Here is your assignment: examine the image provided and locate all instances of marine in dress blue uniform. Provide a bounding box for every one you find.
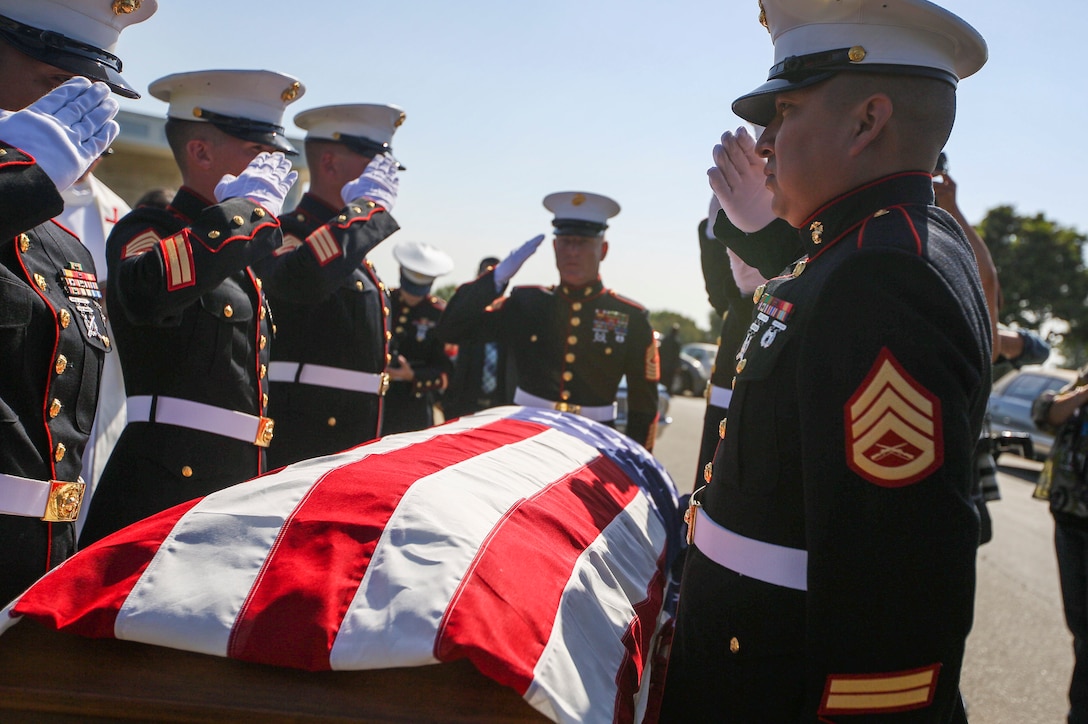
[0,0,155,603]
[261,104,403,467]
[438,192,659,450]
[661,1,992,720]
[80,70,308,544]
[381,240,455,435]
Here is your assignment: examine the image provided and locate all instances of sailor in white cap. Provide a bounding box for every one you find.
[381,240,455,435]
[258,104,403,467]
[663,1,992,720]
[0,0,156,604]
[80,69,306,545]
[437,191,660,450]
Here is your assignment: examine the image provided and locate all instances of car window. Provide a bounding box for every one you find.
[1003,374,1067,401]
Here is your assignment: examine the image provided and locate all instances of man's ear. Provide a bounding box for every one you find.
[848,93,893,157]
[599,239,609,261]
[186,138,214,170]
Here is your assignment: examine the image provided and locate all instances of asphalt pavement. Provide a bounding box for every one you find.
[653,395,1074,722]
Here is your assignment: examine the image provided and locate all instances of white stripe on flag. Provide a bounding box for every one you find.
[329,426,601,670]
[524,493,664,724]
[113,413,503,655]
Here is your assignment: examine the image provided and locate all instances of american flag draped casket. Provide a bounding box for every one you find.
[1,406,683,723]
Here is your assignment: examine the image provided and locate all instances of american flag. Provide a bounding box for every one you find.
[2,406,682,724]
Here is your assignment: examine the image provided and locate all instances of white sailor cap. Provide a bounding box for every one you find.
[543,191,621,238]
[733,0,988,125]
[394,240,453,280]
[0,0,157,98]
[149,69,305,155]
[294,103,406,169]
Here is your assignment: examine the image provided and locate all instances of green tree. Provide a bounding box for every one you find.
[649,310,711,344]
[980,206,1088,366]
[432,283,457,303]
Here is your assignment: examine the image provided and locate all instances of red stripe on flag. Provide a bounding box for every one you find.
[12,499,203,638]
[433,454,643,693]
[226,418,550,670]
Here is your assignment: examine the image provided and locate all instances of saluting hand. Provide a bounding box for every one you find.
[0,77,119,192]
[341,154,399,210]
[493,233,546,292]
[214,152,297,218]
[708,126,777,234]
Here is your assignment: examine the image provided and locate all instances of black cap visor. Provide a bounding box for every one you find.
[195,107,297,156]
[327,133,405,171]
[0,13,139,98]
[732,73,836,126]
[553,219,608,238]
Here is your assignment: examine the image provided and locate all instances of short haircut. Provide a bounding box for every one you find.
[831,72,956,161]
[163,118,210,172]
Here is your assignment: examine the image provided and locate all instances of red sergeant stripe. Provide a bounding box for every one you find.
[12,499,203,637]
[226,417,550,669]
[433,454,642,693]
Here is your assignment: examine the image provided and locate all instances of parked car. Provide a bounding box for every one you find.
[616,378,672,439]
[681,343,718,374]
[671,353,709,396]
[988,366,1078,460]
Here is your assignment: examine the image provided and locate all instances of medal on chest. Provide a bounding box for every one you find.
[738,291,795,361]
[592,309,629,344]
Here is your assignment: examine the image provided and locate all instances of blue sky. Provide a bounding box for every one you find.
[110,0,1088,325]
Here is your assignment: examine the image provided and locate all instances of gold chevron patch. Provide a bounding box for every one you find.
[820,664,939,715]
[306,226,341,266]
[121,229,160,259]
[161,232,195,291]
[273,233,305,257]
[845,348,942,487]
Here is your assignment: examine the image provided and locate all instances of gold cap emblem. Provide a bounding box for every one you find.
[281,82,301,103]
[810,220,824,244]
[571,193,586,206]
[758,1,768,30]
[113,0,140,14]
[395,112,406,128]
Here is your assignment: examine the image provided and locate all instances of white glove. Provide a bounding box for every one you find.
[493,234,546,292]
[707,126,776,233]
[0,77,119,192]
[706,195,723,239]
[214,152,297,218]
[341,154,399,210]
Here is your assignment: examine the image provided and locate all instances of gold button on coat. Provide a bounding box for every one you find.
[703,462,713,483]
[570,317,581,327]
[18,234,29,252]
[327,417,337,427]
[560,390,571,401]
[730,637,740,654]
[719,418,727,439]
[49,399,62,418]
[223,304,233,318]
[565,353,575,363]
[231,215,245,226]
[259,335,267,350]
[260,364,267,379]
[59,309,71,328]
[356,281,364,291]
[55,355,68,374]
[736,358,747,373]
[54,443,66,462]
[567,335,578,345]
[208,230,221,239]
[571,302,582,311]
[562,371,573,381]
[182,466,193,478]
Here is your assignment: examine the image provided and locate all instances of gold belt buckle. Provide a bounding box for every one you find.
[555,401,581,414]
[378,372,390,397]
[684,485,705,546]
[42,480,85,522]
[254,416,275,447]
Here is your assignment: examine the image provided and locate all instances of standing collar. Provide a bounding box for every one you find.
[557,278,605,300]
[797,172,935,258]
[293,192,342,223]
[168,186,218,223]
